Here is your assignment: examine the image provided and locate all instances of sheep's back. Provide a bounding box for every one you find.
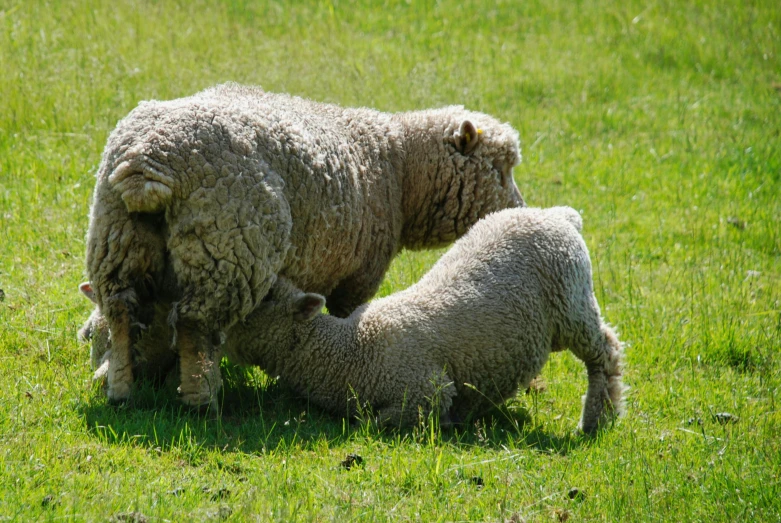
[101,85,406,298]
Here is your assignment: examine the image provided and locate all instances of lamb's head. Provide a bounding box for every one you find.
[397,106,524,249]
[78,282,176,381]
[78,282,112,378]
[229,278,326,362]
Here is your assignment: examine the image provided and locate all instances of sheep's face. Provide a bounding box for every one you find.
[400,107,524,249]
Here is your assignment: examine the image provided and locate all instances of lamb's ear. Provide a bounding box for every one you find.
[79,282,97,303]
[293,293,326,322]
[455,120,480,155]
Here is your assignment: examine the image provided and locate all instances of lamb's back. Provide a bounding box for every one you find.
[359,207,589,407]
[406,207,588,306]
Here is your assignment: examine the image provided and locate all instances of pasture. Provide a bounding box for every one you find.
[1,0,779,520]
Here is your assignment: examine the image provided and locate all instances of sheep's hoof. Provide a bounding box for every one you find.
[179,392,219,417]
[188,400,220,419]
[178,391,210,407]
[579,422,599,437]
[441,410,465,430]
[107,396,129,406]
[106,382,132,405]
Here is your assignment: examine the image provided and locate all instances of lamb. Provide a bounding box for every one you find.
[78,283,176,383]
[85,83,524,409]
[220,206,625,434]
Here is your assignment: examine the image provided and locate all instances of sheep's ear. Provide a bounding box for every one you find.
[455,120,480,155]
[79,282,97,303]
[293,293,326,322]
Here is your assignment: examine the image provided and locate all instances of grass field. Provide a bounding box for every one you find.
[1,0,780,520]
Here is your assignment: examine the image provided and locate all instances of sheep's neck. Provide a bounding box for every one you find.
[395,116,457,250]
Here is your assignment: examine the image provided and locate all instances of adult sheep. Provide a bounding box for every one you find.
[220,206,625,433]
[85,83,524,409]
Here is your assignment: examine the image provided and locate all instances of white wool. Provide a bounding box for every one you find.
[83,83,524,406]
[224,207,625,433]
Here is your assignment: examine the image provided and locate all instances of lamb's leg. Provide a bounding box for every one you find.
[376,373,456,429]
[376,401,454,429]
[176,321,222,412]
[571,324,624,435]
[104,289,139,403]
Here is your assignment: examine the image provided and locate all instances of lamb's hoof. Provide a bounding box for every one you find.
[580,411,616,436]
[106,383,131,405]
[579,422,598,437]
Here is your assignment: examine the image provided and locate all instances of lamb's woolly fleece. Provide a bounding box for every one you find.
[84,83,524,405]
[224,207,625,433]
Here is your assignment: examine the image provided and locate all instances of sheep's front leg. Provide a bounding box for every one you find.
[177,321,222,413]
[104,290,139,404]
[376,402,454,429]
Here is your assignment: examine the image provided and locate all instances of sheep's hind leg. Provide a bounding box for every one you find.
[572,324,625,435]
[176,321,223,414]
[104,290,139,404]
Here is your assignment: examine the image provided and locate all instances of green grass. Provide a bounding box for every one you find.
[1,0,780,520]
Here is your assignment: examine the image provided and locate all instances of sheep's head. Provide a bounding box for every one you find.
[398,106,524,250]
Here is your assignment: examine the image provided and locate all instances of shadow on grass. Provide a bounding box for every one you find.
[79,364,353,457]
[437,403,590,456]
[79,363,590,458]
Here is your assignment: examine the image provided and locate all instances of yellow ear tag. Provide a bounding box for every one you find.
[477,128,483,135]
[464,132,471,141]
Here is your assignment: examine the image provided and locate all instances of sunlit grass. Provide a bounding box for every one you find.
[1,0,779,520]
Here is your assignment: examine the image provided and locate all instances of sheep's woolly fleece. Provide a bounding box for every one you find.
[84,83,524,405]
[224,207,625,433]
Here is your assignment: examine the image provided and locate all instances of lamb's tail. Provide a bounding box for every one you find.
[108,145,176,213]
[548,206,583,233]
